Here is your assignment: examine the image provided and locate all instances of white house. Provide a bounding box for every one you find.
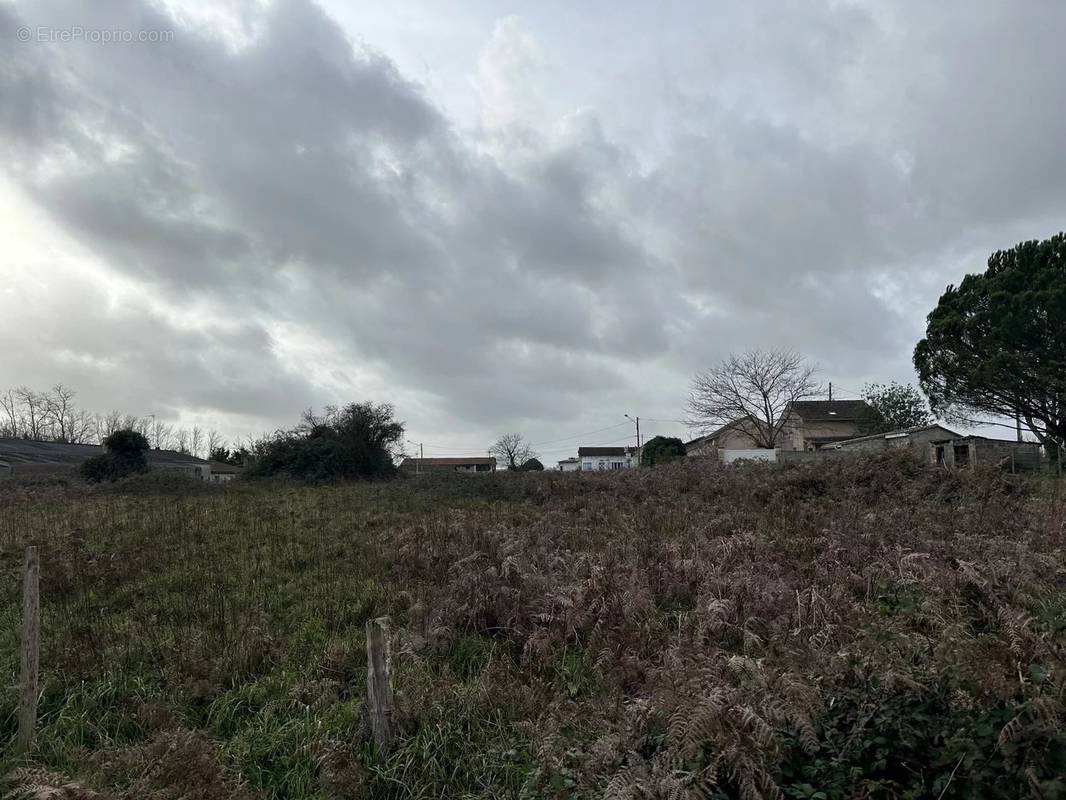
[557,457,580,472]
[577,446,639,471]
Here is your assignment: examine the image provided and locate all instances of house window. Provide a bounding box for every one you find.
[953,444,970,467]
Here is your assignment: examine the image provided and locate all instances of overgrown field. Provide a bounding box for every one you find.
[1,455,1065,799]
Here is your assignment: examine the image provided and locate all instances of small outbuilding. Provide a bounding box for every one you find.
[399,456,496,474]
[822,424,961,453]
[207,461,243,482]
[930,435,1044,472]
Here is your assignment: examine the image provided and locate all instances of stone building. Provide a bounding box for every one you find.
[821,424,960,453]
[686,399,874,457]
[930,435,1045,472]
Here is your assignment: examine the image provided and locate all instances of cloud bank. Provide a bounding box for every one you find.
[2,0,1065,454]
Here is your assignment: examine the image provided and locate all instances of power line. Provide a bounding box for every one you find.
[407,420,634,456]
[403,426,682,461]
[535,433,639,455]
[419,443,488,452]
[536,425,684,456]
[829,384,863,397]
[530,421,630,446]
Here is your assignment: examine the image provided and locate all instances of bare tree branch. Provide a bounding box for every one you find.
[489,433,536,470]
[686,349,822,449]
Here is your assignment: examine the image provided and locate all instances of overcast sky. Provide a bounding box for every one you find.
[2,0,1065,459]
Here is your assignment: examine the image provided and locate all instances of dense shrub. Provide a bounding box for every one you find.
[246,402,403,482]
[520,457,544,471]
[79,429,150,483]
[640,435,687,465]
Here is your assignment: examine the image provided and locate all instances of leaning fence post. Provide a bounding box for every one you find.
[365,616,394,753]
[17,545,40,755]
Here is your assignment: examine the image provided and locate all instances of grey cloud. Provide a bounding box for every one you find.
[0,266,323,426]
[2,0,1065,440]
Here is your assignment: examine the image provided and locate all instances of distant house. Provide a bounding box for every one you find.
[821,424,961,453]
[0,437,218,480]
[930,435,1045,472]
[556,457,580,472]
[577,446,639,471]
[207,461,244,483]
[686,400,874,456]
[399,456,496,474]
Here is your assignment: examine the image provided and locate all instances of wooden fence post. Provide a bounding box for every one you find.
[18,545,40,755]
[365,616,394,753]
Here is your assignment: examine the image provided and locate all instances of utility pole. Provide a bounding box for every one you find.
[828,382,833,402]
[406,440,424,475]
[1016,414,1023,443]
[624,414,641,461]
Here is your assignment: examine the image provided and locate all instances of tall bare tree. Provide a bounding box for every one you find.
[174,428,190,454]
[149,418,174,450]
[96,410,124,441]
[15,387,46,440]
[66,409,94,444]
[44,384,78,442]
[0,389,18,437]
[489,433,536,470]
[687,349,821,449]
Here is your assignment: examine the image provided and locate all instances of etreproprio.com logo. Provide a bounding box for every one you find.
[17,25,175,44]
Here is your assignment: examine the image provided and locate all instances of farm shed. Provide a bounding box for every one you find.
[822,424,961,453]
[399,456,496,474]
[930,435,1044,472]
[0,437,216,479]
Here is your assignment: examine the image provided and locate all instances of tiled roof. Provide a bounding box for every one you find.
[578,447,636,457]
[208,460,244,473]
[0,437,210,467]
[400,457,496,466]
[827,424,961,447]
[788,400,871,422]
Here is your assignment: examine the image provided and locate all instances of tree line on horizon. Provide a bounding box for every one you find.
[8,232,1064,481]
[0,384,245,463]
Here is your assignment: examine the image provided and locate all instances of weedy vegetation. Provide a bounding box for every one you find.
[1,453,1065,799]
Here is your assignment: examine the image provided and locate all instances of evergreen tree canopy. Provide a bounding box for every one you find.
[914,233,1066,450]
[858,382,932,435]
[640,435,687,466]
